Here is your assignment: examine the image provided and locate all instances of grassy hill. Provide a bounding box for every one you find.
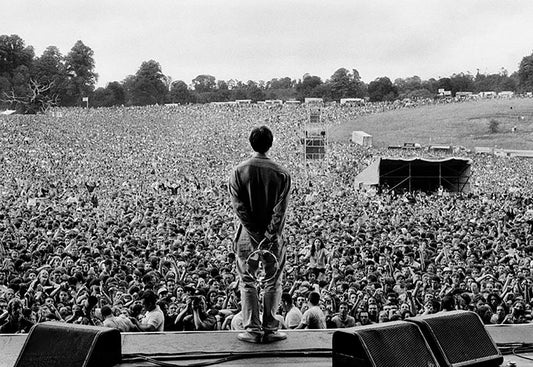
[328,99,533,150]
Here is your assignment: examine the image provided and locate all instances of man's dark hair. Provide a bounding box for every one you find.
[141,290,157,305]
[441,295,456,311]
[87,295,98,308]
[308,291,320,306]
[249,126,273,154]
[101,305,113,318]
[281,292,293,305]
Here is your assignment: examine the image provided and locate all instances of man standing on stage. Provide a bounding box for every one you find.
[229,125,291,343]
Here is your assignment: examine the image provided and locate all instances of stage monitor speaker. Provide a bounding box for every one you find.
[15,321,121,367]
[406,311,503,367]
[332,321,439,367]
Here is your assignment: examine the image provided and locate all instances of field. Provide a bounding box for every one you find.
[329,99,533,150]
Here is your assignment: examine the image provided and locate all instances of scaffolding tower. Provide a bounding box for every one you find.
[303,104,328,164]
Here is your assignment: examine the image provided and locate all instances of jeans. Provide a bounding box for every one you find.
[234,227,286,335]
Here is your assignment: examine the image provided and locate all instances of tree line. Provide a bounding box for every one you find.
[1,34,533,113]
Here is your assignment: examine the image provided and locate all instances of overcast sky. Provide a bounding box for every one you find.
[3,0,533,87]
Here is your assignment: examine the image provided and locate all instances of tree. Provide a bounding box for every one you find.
[474,71,517,93]
[217,80,229,90]
[32,46,68,103]
[406,88,433,99]
[192,74,216,94]
[295,75,323,99]
[313,83,333,100]
[64,40,97,105]
[518,52,533,92]
[0,34,34,75]
[449,73,474,95]
[106,81,125,106]
[267,77,293,90]
[368,77,397,102]
[421,78,439,94]
[130,60,168,105]
[437,77,453,93]
[0,34,35,108]
[231,87,248,101]
[499,74,517,91]
[328,68,366,100]
[90,81,125,107]
[121,75,136,105]
[90,87,110,107]
[265,77,296,100]
[1,78,59,113]
[395,76,424,98]
[245,80,265,102]
[214,80,231,101]
[169,80,194,104]
[32,46,63,83]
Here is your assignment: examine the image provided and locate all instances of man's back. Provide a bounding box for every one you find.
[143,306,165,331]
[104,315,135,332]
[301,305,327,329]
[230,154,291,236]
[229,126,291,344]
[285,305,303,329]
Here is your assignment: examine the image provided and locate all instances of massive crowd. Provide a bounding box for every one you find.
[1,100,533,334]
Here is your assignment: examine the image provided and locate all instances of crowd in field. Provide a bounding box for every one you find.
[1,100,533,333]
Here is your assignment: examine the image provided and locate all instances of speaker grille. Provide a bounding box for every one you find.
[425,313,496,364]
[333,322,438,367]
[15,322,121,367]
[408,311,503,367]
[24,327,96,362]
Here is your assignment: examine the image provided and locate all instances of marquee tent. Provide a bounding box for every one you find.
[354,157,472,193]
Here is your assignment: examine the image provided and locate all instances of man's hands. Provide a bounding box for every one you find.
[258,238,272,251]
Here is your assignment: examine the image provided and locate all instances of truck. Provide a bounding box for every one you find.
[351,131,373,147]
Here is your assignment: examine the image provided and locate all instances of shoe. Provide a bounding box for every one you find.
[263,331,287,343]
[237,331,262,344]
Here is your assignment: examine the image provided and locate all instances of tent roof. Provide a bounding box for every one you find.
[354,159,380,186]
[379,157,472,164]
[354,157,472,189]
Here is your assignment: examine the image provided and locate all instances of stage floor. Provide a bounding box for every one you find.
[2,325,533,367]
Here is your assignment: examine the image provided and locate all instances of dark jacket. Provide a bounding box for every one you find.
[229,153,291,243]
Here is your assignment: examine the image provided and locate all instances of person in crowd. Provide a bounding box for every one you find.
[281,292,302,329]
[0,298,33,333]
[331,301,356,328]
[356,310,374,326]
[502,300,529,324]
[130,290,164,332]
[297,291,326,329]
[490,304,508,324]
[101,305,135,332]
[174,295,217,331]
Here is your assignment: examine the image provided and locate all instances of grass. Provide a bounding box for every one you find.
[328,99,533,150]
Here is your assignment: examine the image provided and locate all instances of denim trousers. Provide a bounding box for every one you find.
[234,228,286,334]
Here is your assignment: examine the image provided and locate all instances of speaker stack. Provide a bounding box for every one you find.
[333,321,439,367]
[407,311,503,367]
[333,311,503,367]
[14,322,121,367]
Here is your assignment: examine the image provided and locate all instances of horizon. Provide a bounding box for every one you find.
[3,0,533,88]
